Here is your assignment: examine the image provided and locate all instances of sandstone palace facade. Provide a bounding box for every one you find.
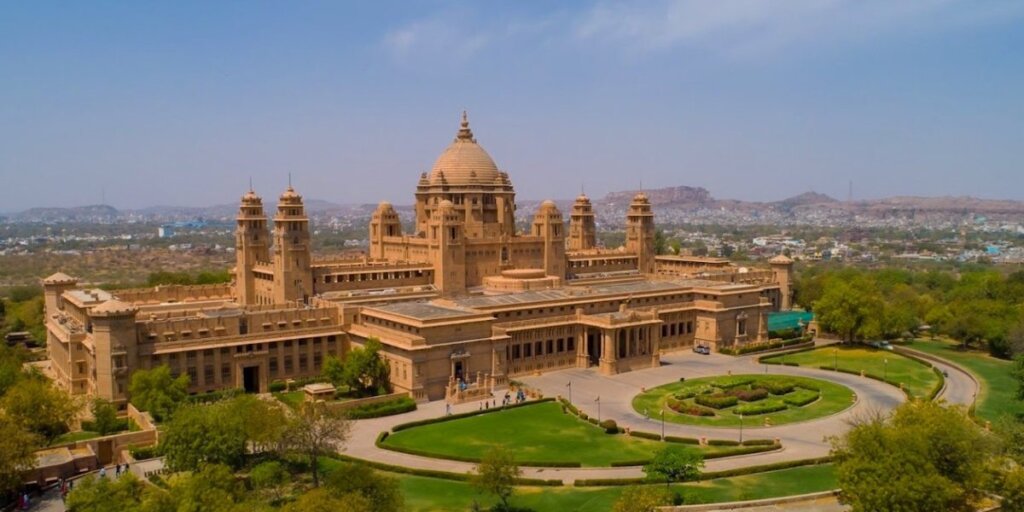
[44,114,794,407]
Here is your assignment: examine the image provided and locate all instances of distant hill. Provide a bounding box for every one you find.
[776,191,838,208]
[13,204,120,223]
[602,186,714,207]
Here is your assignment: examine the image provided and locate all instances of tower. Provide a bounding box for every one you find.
[235,188,270,305]
[89,300,139,404]
[769,254,794,310]
[626,192,656,274]
[369,201,402,260]
[272,185,312,304]
[429,200,466,296]
[568,193,596,251]
[532,200,566,278]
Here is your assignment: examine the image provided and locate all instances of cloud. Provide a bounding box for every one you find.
[382,11,491,63]
[573,0,1024,58]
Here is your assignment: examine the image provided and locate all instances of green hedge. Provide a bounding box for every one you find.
[695,394,739,409]
[129,445,161,460]
[377,441,582,467]
[268,381,287,393]
[741,439,777,446]
[704,444,779,459]
[782,393,820,407]
[391,398,555,432]
[327,454,564,486]
[664,435,700,444]
[628,431,662,441]
[734,401,788,416]
[574,456,832,486]
[346,396,417,419]
[928,367,945,401]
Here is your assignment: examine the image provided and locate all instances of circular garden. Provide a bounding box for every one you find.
[633,374,856,428]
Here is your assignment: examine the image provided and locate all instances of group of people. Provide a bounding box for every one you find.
[442,387,530,416]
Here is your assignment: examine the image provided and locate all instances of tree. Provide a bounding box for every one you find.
[472,446,521,510]
[336,338,390,396]
[643,446,703,487]
[90,398,121,435]
[250,460,290,502]
[282,488,372,512]
[2,376,80,444]
[128,365,189,421]
[0,412,39,497]
[161,395,287,472]
[65,472,147,512]
[285,400,351,487]
[813,278,882,342]
[165,463,245,512]
[613,485,672,512]
[0,343,26,397]
[323,462,403,512]
[830,401,994,512]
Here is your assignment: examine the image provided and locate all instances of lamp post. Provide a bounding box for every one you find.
[739,413,744,444]
[833,348,838,371]
[661,410,665,440]
[884,359,888,381]
[567,381,572,404]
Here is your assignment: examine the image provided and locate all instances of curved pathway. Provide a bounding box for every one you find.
[339,344,978,484]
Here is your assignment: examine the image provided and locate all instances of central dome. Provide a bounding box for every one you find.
[428,112,502,186]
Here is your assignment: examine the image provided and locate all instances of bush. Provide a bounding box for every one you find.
[129,445,161,460]
[346,396,417,419]
[727,387,769,402]
[756,380,796,395]
[664,436,700,444]
[673,385,713,400]
[695,394,738,409]
[268,381,287,393]
[628,430,662,441]
[734,401,788,416]
[704,445,780,459]
[719,338,812,356]
[709,377,754,389]
[782,389,820,407]
[599,419,619,434]
[741,439,777,446]
[186,387,243,404]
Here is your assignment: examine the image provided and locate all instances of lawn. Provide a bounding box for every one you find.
[906,338,1024,422]
[632,374,854,428]
[380,401,750,467]
[395,464,837,512]
[273,390,306,409]
[762,345,939,399]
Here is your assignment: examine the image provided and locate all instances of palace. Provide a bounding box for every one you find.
[43,113,794,407]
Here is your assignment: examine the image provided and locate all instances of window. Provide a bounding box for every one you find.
[512,345,521,359]
[221,363,231,381]
[535,341,543,356]
[557,339,564,352]
[567,337,575,351]
[299,354,308,371]
[269,357,278,375]
[524,344,532,357]
[203,365,214,384]
[546,340,553,354]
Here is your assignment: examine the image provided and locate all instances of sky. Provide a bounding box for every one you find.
[1,1,1023,211]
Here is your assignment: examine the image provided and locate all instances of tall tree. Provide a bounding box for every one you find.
[285,400,351,487]
[813,278,882,342]
[643,446,703,487]
[323,462,403,512]
[65,472,147,512]
[90,398,122,435]
[831,401,994,512]
[337,338,390,396]
[2,377,80,444]
[128,365,189,421]
[472,447,521,510]
[0,413,39,497]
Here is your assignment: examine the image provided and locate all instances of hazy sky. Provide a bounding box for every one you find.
[2,1,1023,211]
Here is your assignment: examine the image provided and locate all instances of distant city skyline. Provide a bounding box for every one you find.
[1,1,1023,211]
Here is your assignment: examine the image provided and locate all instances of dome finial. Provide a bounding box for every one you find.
[456,110,475,141]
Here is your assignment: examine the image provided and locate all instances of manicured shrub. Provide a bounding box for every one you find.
[727,387,769,402]
[628,430,662,441]
[129,445,161,460]
[664,435,700,444]
[734,401,788,416]
[673,385,713,399]
[268,381,287,393]
[695,393,738,409]
[756,379,796,395]
[783,389,820,407]
[709,377,754,389]
[600,419,619,434]
[741,439,777,446]
[346,396,417,419]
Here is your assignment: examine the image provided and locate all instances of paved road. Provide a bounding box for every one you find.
[340,345,979,483]
[34,458,165,512]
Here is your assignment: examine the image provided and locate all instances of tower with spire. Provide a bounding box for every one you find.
[235,185,270,306]
[272,183,312,304]
[568,192,597,251]
[626,191,656,274]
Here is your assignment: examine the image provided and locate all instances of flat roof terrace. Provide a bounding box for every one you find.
[368,302,480,322]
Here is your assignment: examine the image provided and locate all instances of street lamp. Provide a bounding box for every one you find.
[884,359,888,381]
[739,413,744,444]
[661,410,665,440]
[833,348,838,371]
